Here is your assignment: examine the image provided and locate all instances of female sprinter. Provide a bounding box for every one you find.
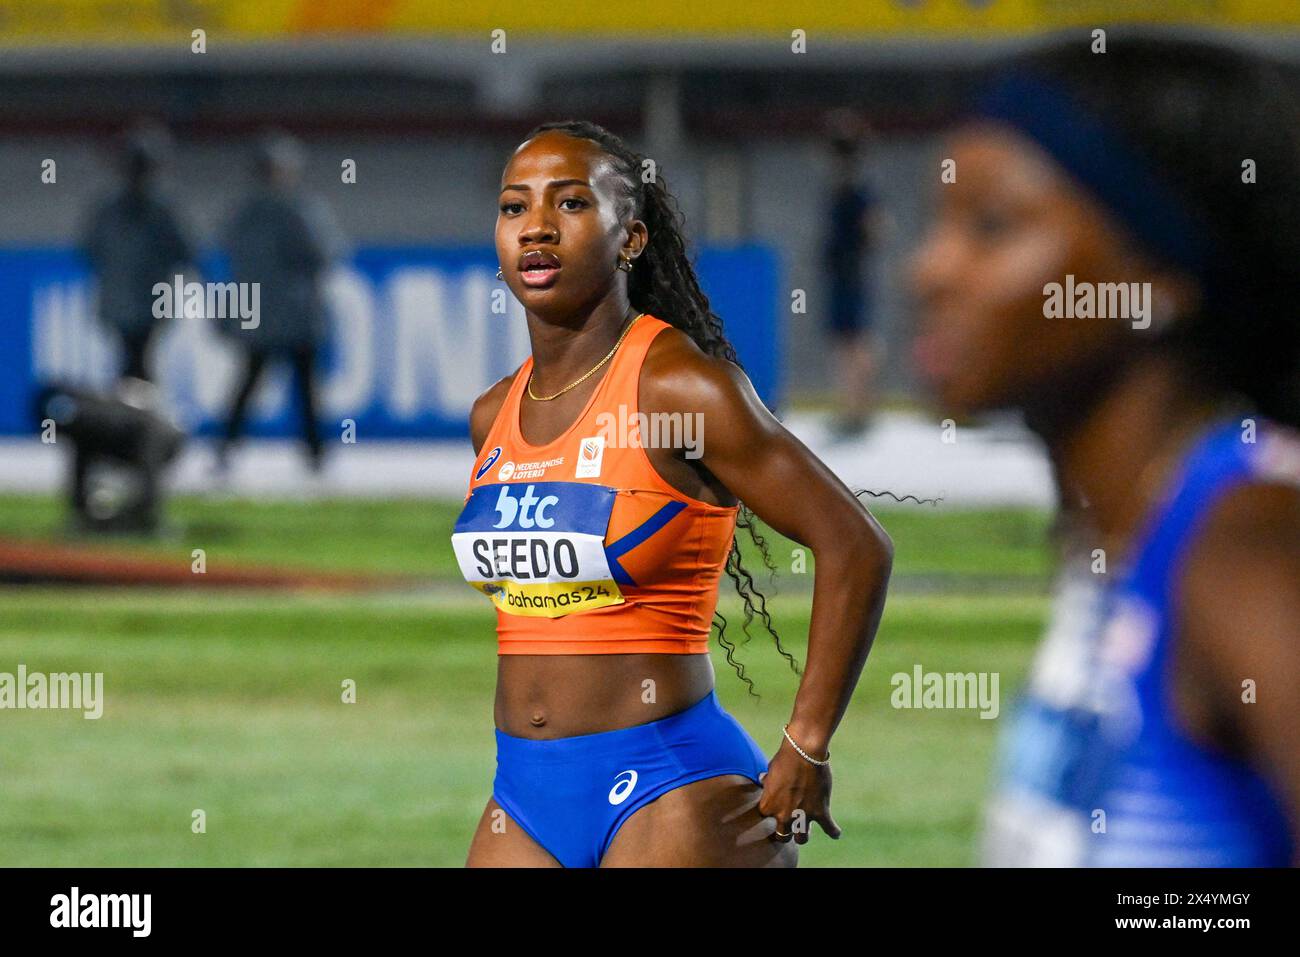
[911,35,1300,865]
[454,121,892,867]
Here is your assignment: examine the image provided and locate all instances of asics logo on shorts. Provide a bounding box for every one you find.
[608,769,638,805]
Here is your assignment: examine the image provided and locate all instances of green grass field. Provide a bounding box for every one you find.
[0,493,1053,867]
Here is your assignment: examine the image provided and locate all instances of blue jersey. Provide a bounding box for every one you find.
[984,416,1298,866]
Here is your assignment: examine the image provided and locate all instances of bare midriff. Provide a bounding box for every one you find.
[494,652,716,738]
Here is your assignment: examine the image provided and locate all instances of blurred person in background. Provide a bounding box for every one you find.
[215,131,345,478]
[910,34,1300,866]
[81,120,196,384]
[822,116,885,439]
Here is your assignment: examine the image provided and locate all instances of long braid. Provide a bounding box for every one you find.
[524,119,801,697]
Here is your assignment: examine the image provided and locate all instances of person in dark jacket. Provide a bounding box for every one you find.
[215,132,345,476]
[822,130,885,439]
[82,122,195,383]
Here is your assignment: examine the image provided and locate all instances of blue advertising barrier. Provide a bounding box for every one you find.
[0,246,781,438]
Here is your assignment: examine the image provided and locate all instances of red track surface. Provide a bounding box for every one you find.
[0,537,412,591]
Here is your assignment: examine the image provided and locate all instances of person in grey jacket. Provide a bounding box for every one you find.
[215,132,345,475]
[82,122,195,383]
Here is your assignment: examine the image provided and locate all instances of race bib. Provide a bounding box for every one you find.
[451,481,625,618]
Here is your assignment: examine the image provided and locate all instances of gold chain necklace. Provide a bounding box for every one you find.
[526,313,644,402]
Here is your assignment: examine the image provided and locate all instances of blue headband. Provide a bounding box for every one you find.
[973,73,1211,276]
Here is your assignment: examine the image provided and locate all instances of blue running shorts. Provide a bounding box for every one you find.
[491,688,771,867]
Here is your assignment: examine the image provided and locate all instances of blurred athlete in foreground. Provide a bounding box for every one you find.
[456,122,892,867]
[911,35,1300,866]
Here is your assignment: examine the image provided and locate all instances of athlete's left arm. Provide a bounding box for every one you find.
[641,332,893,842]
[1180,482,1300,864]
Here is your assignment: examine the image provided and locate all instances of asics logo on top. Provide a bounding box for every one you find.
[608,769,638,805]
[475,446,502,481]
[492,484,559,530]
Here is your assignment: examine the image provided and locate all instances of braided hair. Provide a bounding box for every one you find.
[518,119,802,696]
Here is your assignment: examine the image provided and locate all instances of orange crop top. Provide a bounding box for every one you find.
[451,314,738,655]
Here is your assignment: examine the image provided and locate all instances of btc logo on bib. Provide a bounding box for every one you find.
[452,481,624,617]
